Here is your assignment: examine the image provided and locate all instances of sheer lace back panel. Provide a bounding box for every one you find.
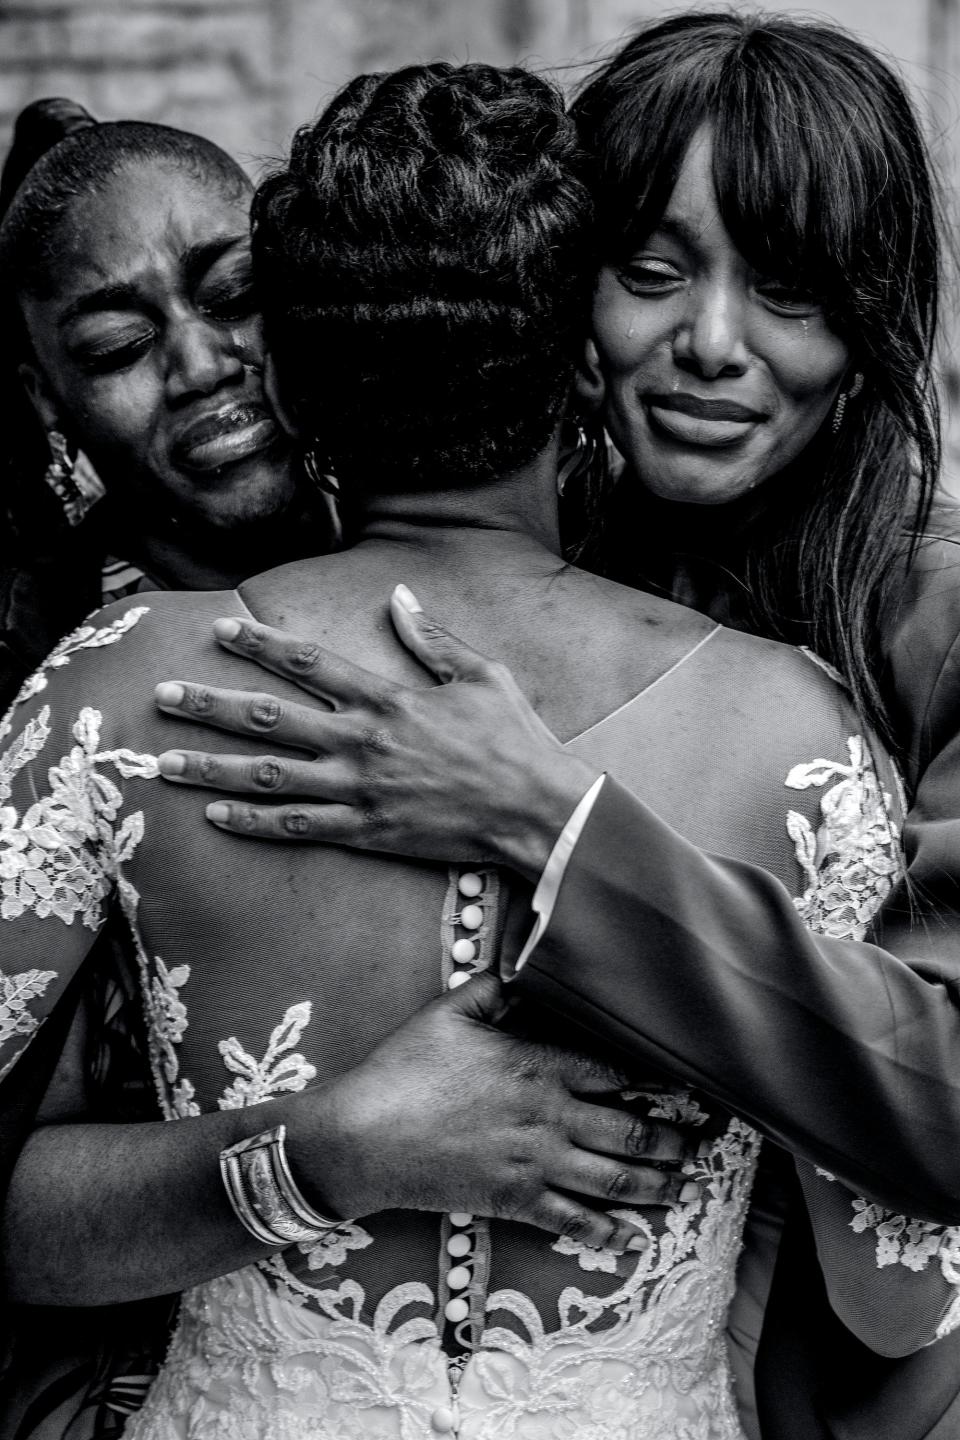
[0,596,902,1439]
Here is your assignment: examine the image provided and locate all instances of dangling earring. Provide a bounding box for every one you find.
[43,430,105,526]
[303,446,340,497]
[558,418,600,496]
[832,371,865,434]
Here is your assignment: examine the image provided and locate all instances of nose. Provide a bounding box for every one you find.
[165,315,244,403]
[672,277,749,380]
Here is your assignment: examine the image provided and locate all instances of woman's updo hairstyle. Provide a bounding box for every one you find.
[0,98,248,296]
[253,62,594,489]
[570,11,943,750]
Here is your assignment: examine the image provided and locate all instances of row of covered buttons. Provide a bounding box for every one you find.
[447,871,485,991]
[432,1212,475,1433]
[434,872,487,1432]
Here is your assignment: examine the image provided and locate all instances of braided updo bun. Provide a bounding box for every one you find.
[253,62,594,490]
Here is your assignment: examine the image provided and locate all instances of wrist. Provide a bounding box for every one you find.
[256,1084,368,1222]
[494,753,601,883]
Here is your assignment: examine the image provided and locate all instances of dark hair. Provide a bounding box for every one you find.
[0,100,249,297]
[568,11,942,750]
[252,62,593,490]
[0,100,252,697]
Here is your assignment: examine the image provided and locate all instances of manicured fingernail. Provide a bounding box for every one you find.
[158,751,186,776]
[213,618,242,642]
[155,682,184,708]
[393,584,422,614]
[626,1235,649,1252]
[206,802,230,824]
[680,1181,700,1203]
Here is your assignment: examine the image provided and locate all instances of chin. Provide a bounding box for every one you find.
[643,467,762,507]
[177,469,297,532]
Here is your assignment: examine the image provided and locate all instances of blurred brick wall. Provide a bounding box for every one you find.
[0,0,290,173]
[0,0,591,175]
[1,0,956,169]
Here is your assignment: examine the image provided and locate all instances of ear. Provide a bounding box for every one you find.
[18,360,62,434]
[263,352,299,439]
[573,337,606,413]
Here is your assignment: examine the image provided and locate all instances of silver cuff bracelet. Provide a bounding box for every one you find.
[220,1123,346,1247]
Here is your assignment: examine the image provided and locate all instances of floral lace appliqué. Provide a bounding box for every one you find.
[786,735,900,940]
[0,606,149,743]
[218,1001,318,1110]
[0,706,157,929]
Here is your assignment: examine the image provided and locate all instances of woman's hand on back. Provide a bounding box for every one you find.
[299,970,699,1253]
[156,585,599,881]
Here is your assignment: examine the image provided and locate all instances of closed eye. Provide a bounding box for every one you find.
[617,258,685,296]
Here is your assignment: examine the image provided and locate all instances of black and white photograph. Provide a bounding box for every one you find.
[2,2,960,1437]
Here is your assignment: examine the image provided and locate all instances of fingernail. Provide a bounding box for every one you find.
[680,1181,700,1203]
[213,618,242,642]
[393,584,422,614]
[158,751,186,776]
[626,1234,649,1252]
[155,682,185,708]
[206,802,230,824]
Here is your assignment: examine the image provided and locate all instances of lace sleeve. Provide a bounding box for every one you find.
[796,1158,960,1356]
[0,607,157,1085]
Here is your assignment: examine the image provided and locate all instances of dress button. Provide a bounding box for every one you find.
[447,1232,471,1258]
[444,1297,470,1323]
[458,872,483,898]
[450,938,477,964]
[431,1406,456,1433]
[449,1212,473,1227]
[460,904,484,930]
[447,1264,470,1289]
[447,970,471,990]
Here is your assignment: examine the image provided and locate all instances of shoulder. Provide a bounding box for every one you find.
[0,589,234,755]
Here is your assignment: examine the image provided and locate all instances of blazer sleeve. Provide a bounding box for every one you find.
[517,528,960,1225]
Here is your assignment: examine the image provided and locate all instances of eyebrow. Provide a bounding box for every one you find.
[644,214,706,248]
[58,232,250,328]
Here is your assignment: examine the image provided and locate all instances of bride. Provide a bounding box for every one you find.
[0,61,954,1437]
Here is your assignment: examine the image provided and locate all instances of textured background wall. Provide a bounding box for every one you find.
[1,0,958,176]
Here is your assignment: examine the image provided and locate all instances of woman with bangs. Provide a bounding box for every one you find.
[149,14,960,1440]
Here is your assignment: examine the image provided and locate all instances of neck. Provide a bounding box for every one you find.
[108,489,330,591]
[354,440,563,564]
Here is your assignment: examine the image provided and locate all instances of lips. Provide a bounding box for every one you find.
[172,403,281,473]
[645,392,767,449]
[645,394,767,423]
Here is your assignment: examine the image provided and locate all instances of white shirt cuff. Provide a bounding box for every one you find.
[505,773,606,980]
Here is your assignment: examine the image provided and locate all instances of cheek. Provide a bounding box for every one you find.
[590,273,659,377]
[59,375,158,477]
[766,323,849,409]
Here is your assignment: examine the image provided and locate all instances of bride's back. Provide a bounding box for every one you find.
[1,61,902,1438]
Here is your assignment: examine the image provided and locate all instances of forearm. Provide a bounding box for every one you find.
[2,1087,348,1305]
[517,777,960,1222]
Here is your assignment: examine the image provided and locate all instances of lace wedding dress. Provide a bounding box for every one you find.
[1,597,953,1440]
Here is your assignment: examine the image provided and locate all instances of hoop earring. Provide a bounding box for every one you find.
[832,371,864,434]
[43,430,105,526]
[303,446,340,497]
[558,419,600,496]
